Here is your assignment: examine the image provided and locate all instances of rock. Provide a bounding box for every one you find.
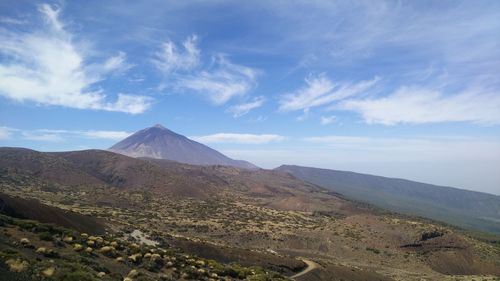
[97,272,106,278]
[85,247,93,253]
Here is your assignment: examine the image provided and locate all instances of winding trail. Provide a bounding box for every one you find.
[290,259,320,280]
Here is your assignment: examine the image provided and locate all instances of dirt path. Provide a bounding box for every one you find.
[290,259,320,280]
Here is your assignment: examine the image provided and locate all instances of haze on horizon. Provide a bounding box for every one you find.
[1,1,499,195]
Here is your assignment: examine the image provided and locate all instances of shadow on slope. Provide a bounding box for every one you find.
[0,193,105,234]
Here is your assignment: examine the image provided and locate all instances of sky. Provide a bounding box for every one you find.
[1,0,499,195]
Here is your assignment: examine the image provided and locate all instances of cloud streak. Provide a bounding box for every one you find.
[320,115,336,125]
[0,127,131,142]
[0,127,15,140]
[227,96,266,117]
[0,4,151,114]
[339,86,500,125]
[153,35,200,74]
[191,133,286,144]
[175,54,258,105]
[279,75,379,112]
[153,36,259,105]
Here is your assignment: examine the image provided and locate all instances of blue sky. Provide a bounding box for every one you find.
[1,1,499,194]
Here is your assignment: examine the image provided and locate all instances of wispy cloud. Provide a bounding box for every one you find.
[279,75,379,112]
[103,51,134,74]
[0,4,151,114]
[74,130,131,140]
[175,54,258,105]
[191,133,286,144]
[227,96,266,117]
[0,16,27,25]
[320,115,336,125]
[339,86,500,125]
[0,127,131,142]
[21,131,65,142]
[0,127,15,140]
[153,35,200,74]
[154,36,259,105]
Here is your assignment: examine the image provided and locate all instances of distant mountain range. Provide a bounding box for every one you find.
[109,124,257,169]
[276,165,500,234]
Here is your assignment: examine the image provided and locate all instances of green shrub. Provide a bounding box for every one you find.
[56,270,96,281]
[38,232,54,241]
[365,247,380,254]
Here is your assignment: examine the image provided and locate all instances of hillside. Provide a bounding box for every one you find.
[276,165,500,234]
[0,192,105,234]
[1,147,500,280]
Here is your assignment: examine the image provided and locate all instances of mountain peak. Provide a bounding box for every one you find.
[109,125,258,169]
[153,124,166,129]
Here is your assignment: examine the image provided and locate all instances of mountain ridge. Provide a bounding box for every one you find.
[109,124,258,169]
[275,164,500,234]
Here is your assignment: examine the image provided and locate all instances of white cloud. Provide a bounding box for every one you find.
[279,75,379,112]
[339,86,500,125]
[22,131,65,142]
[248,115,268,123]
[153,36,259,105]
[0,16,27,25]
[227,96,266,117]
[0,4,151,114]
[320,115,336,125]
[176,55,258,104]
[75,130,131,140]
[103,51,133,74]
[0,127,15,140]
[191,133,286,144]
[2,127,131,142]
[153,35,200,73]
[39,4,64,31]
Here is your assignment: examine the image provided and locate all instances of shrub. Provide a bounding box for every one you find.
[366,247,380,254]
[56,270,97,281]
[38,232,54,241]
